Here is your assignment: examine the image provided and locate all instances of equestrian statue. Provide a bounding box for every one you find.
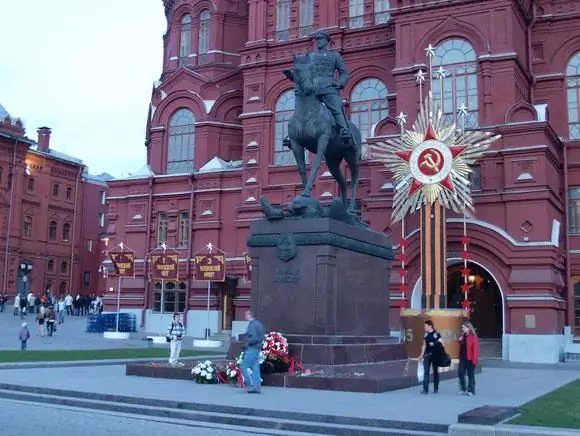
[260,30,364,226]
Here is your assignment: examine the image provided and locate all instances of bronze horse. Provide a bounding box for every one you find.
[282,54,362,212]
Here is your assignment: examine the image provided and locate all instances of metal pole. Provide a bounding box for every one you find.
[160,279,165,315]
[205,280,211,339]
[116,276,122,333]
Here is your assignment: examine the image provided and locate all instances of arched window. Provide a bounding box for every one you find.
[61,261,67,274]
[167,108,196,174]
[179,15,192,67]
[567,53,580,140]
[198,10,211,64]
[22,215,33,238]
[350,78,389,142]
[62,222,71,241]
[274,90,296,166]
[433,39,479,128]
[49,221,57,241]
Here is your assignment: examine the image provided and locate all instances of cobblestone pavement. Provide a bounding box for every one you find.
[0,364,577,425]
[0,398,261,436]
[0,311,152,350]
[0,310,227,352]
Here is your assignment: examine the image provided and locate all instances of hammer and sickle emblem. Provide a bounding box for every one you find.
[420,151,442,172]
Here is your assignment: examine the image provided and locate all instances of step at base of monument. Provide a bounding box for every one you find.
[126,359,476,393]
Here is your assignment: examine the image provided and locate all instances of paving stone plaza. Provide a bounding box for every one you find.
[1,311,579,435]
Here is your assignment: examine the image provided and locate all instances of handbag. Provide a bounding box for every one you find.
[166,324,174,343]
[416,361,425,382]
[439,350,452,368]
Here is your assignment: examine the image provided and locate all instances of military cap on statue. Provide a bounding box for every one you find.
[313,30,331,41]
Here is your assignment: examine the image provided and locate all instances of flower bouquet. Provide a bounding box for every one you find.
[260,331,290,373]
[191,360,218,384]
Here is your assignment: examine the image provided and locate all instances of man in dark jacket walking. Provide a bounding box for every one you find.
[241,310,265,394]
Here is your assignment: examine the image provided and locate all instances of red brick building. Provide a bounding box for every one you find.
[0,104,111,299]
[105,0,580,363]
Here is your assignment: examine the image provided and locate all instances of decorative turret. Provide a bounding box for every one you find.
[160,0,248,73]
[0,103,25,137]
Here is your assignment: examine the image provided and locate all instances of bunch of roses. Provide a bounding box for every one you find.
[225,361,243,384]
[191,360,218,384]
[262,331,289,361]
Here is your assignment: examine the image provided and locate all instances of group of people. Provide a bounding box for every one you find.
[10,292,103,318]
[420,319,479,396]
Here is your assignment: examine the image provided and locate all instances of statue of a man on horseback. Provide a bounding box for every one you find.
[310,30,352,145]
[260,29,363,225]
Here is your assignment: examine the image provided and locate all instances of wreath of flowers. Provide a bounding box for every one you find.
[262,331,289,361]
[191,360,218,384]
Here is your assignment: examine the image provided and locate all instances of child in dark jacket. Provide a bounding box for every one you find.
[19,322,30,350]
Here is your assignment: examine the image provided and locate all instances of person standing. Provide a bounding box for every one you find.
[0,291,6,312]
[242,310,265,394]
[18,322,30,350]
[166,313,185,367]
[458,321,480,396]
[65,294,73,316]
[419,320,444,395]
[57,297,66,324]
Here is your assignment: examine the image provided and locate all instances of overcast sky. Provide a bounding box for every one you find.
[0,1,166,177]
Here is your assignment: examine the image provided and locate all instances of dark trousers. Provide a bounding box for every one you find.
[423,354,440,392]
[319,93,349,131]
[20,340,27,350]
[458,358,476,393]
[47,321,55,336]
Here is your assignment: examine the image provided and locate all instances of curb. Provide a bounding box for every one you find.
[0,382,448,435]
[449,423,580,435]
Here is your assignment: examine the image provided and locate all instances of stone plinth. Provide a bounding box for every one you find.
[246,217,398,365]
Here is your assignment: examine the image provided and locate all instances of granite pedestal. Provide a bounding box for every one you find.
[228,217,407,390]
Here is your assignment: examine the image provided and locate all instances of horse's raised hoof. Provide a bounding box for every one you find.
[260,196,285,220]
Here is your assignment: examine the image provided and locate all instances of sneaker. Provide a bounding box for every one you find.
[420,390,428,395]
[467,392,474,396]
[457,391,467,395]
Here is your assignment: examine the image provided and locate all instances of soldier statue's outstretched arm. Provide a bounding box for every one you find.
[335,53,350,90]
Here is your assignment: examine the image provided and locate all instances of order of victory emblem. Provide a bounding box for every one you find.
[371,94,501,222]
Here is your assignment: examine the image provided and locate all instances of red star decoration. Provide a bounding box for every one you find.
[400,238,409,248]
[394,120,468,196]
[461,283,471,293]
[460,236,470,245]
[399,269,408,278]
[460,267,471,278]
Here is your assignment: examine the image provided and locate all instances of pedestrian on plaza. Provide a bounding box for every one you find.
[458,321,479,396]
[418,320,444,395]
[13,295,19,316]
[0,291,6,312]
[57,297,66,324]
[46,306,56,336]
[241,310,265,394]
[18,322,30,350]
[36,306,46,337]
[166,313,185,367]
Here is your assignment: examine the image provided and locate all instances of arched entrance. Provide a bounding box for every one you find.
[410,259,505,358]
[446,261,503,338]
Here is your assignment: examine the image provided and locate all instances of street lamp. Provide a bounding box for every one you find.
[24,163,31,176]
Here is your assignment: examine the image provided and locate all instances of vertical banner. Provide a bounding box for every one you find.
[109,251,136,277]
[244,253,252,282]
[149,252,180,280]
[194,254,226,282]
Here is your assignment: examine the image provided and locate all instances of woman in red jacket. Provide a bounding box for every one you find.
[458,321,479,396]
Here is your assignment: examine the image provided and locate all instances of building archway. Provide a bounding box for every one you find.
[410,259,505,344]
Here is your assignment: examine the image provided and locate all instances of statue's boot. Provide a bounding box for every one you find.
[340,128,352,146]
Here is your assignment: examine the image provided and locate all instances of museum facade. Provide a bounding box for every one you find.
[104,0,580,363]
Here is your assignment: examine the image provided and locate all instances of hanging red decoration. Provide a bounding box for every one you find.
[461,209,471,315]
[399,218,408,311]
